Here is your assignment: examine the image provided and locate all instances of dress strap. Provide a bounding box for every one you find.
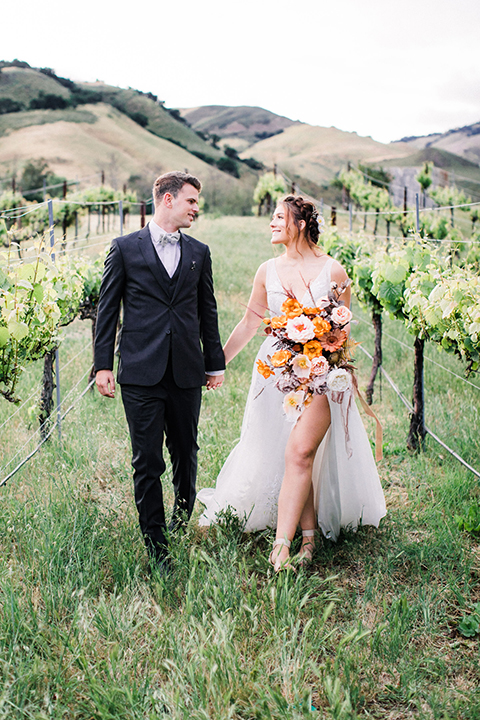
[323,256,336,284]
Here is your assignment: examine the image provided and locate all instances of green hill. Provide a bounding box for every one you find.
[78,83,227,163]
[0,65,70,111]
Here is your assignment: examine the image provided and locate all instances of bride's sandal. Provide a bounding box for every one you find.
[269,538,296,573]
[297,529,315,567]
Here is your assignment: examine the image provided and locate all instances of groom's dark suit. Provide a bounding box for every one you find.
[94,223,225,559]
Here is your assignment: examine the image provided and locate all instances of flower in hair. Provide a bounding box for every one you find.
[317,215,326,235]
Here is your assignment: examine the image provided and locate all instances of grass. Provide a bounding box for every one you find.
[0,66,71,104]
[0,108,97,138]
[0,216,479,718]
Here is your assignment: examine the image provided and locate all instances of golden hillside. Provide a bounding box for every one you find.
[0,103,254,208]
[240,124,412,185]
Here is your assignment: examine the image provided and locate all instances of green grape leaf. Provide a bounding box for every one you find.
[0,326,9,347]
[383,264,407,284]
[7,319,29,341]
[32,284,44,303]
[17,264,35,281]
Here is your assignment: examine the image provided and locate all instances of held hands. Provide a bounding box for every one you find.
[205,373,224,391]
[96,369,116,398]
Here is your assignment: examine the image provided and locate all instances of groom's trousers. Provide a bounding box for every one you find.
[120,359,202,558]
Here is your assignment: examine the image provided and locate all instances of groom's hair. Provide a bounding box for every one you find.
[153,171,202,203]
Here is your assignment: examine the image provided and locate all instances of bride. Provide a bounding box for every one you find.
[197,196,386,570]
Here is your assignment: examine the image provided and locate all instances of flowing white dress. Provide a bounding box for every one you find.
[197,257,386,540]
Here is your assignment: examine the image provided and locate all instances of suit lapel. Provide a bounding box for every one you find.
[137,224,171,301]
[171,232,193,303]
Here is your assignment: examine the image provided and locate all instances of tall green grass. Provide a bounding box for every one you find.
[0,217,479,718]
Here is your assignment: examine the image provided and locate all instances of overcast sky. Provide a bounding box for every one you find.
[3,0,480,144]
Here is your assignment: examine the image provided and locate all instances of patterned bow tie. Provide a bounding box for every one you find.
[157,231,180,247]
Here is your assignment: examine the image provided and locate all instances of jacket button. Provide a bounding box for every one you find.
[166,330,171,334]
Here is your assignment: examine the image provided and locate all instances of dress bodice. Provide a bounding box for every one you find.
[265,256,336,316]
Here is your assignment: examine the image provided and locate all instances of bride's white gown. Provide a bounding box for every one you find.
[198,257,386,540]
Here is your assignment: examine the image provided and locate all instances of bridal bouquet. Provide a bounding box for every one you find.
[257,280,354,421]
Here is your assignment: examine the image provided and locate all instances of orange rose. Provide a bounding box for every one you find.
[262,317,271,326]
[271,349,292,367]
[256,359,275,379]
[303,307,320,316]
[313,317,331,338]
[281,298,303,319]
[271,316,287,329]
[303,340,323,360]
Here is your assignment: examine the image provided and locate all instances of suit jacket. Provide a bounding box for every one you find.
[94,225,225,388]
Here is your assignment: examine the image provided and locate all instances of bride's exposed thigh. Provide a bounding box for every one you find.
[286,394,331,459]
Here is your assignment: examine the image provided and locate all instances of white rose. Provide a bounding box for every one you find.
[285,315,315,343]
[326,368,351,393]
[331,306,352,325]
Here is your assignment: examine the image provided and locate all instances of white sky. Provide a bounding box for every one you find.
[3,0,480,144]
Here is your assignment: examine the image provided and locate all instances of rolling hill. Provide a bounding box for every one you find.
[179,105,300,152]
[0,62,257,213]
[0,102,255,212]
[2,60,479,215]
[237,123,412,187]
[396,121,480,165]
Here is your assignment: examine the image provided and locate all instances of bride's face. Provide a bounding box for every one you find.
[270,206,289,245]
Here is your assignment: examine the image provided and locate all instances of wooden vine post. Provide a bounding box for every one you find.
[407,336,426,451]
[366,310,382,405]
[39,350,56,439]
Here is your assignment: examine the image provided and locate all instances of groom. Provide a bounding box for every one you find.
[94,171,225,570]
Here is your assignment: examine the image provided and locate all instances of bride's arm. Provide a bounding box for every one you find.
[223,263,268,365]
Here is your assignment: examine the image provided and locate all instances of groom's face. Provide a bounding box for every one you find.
[168,184,200,229]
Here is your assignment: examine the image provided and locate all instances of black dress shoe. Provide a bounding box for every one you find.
[150,554,170,578]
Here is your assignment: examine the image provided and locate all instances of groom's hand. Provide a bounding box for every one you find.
[96,369,116,398]
[205,373,224,390]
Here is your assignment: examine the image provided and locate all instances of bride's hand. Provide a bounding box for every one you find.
[206,373,224,390]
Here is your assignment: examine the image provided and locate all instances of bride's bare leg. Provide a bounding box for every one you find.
[272,394,331,568]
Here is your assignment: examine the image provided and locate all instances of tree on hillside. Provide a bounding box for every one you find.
[253,173,286,216]
[20,160,66,202]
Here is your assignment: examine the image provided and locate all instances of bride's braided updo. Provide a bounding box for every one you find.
[281,195,323,246]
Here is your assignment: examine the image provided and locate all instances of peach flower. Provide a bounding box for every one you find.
[303,339,323,360]
[291,354,312,379]
[256,359,274,379]
[313,317,331,338]
[286,315,315,343]
[331,306,352,325]
[319,328,348,352]
[311,356,330,375]
[283,390,305,421]
[281,298,303,319]
[271,349,292,367]
[271,316,287,329]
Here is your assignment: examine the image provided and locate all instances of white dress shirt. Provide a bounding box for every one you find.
[149,219,181,278]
